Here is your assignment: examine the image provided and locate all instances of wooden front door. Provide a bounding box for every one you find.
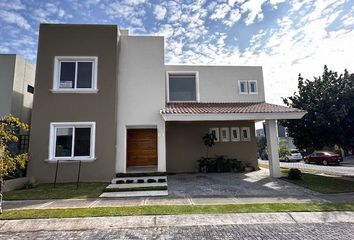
[127,129,158,167]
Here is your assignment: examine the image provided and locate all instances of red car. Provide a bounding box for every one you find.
[304,151,342,165]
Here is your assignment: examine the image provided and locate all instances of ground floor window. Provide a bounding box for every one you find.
[49,122,96,161]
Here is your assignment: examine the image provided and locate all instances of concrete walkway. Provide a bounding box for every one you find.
[1,211,354,233]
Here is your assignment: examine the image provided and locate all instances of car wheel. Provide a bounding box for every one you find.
[322,160,328,166]
[305,159,309,164]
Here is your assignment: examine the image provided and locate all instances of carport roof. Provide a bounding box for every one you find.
[160,102,306,121]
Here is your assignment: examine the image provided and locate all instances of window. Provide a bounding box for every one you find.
[27,85,34,94]
[248,80,258,94]
[220,128,230,142]
[230,127,240,141]
[209,128,219,142]
[241,127,251,141]
[238,80,258,94]
[49,122,96,161]
[53,57,98,92]
[167,72,199,102]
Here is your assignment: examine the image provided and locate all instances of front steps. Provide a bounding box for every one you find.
[99,173,168,198]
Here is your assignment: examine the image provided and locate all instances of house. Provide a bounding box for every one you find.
[27,24,306,185]
[0,54,35,153]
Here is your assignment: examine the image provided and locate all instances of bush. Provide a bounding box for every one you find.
[288,168,302,180]
[198,155,245,173]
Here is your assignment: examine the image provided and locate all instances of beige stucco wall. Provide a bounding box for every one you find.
[166,120,258,173]
[27,24,118,183]
[165,65,265,103]
[0,54,35,124]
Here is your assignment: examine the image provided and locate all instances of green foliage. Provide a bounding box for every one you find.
[282,66,354,150]
[0,115,29,177]
[202,133,216,158]
[287,168,302,180]
[198,155,245,173]
[278,139,291,158]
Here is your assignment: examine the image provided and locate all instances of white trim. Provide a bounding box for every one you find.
[48,122,96,161]
[53,56,98,92]
[241,127,251,141]
[209,128,219,142]
[248,80,258,94]
[166,71,200,102]
[161,111,306,121]
[230,127,240,141]
[220,127,230,142]
[238,80,248,94]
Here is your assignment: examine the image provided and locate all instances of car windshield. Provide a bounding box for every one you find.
[291,150,300,154]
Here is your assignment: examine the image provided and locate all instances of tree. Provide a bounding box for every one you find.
[0,115,29,213]
[278,139,291,159]
[282,66,354,151]
[202,133,216,158]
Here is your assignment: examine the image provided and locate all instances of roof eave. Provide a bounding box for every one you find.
[161,111,307,121]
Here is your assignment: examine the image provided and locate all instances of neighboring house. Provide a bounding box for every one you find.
[27,24,306,183]
[0,54,35,153]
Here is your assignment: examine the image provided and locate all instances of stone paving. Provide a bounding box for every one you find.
[1,223,353,240]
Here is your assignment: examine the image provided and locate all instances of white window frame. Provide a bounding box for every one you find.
[48,122,96,161]
[52,56,98,93]
[230,127,240,141]
[220,127,230,142]
[209,128,220,142]
[238,80,248,94]
[248,80,258,94]
[166,71,200,102]
[241,127,251,141]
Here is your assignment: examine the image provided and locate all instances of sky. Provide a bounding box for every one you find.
[0,0,353,104]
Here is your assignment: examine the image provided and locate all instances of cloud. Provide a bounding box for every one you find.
[0,0,25,10]
[0,10,31,30]
[154,5,167,20]
[210,3,231,20]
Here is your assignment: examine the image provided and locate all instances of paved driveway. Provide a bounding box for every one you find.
[167,169,318,198]
[259,158,354,176]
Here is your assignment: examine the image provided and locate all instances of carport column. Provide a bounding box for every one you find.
[265,119,281,178]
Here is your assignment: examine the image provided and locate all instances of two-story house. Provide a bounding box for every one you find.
[27,24,305,189]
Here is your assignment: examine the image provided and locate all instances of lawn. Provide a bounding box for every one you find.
[1,203,354,220]
[3,182,108,200]
[259,164,354,194]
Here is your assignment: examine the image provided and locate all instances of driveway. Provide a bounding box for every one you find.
[259,157,354,176]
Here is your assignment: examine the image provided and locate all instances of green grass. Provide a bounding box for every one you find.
[259,163,354,194]
[284,173,354,194]
[3,182,108,200]
[1,203,354,220]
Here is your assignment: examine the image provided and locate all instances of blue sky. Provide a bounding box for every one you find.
[0,0,353,104]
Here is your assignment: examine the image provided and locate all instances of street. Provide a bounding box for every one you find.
[1,222,353,239]
[259,156,354,176]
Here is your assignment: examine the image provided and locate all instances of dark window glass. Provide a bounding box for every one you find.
[27,85,34,94]
[232,130,238,138]
[55,128,73,157]
[77,62,93,88]
[243,129,248,138]
[60,62,75,88]
[74,128,91,156]
[169,74,196,101]
[240,82,246,92]
[250,82,256,92]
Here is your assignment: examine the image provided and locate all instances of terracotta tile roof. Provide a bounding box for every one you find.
[160,102,305,114]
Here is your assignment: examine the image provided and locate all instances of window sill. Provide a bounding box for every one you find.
[50,89,99,94]
[45,158,96,163]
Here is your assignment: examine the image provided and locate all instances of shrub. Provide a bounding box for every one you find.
[147,179,157,183]
[288,168,302,180]
[137,179,144,183]
[198,155,245,173]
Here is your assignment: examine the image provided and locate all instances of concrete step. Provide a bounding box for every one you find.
[106,182,168,189]
[99,190,168,198]
[111,176,167,184]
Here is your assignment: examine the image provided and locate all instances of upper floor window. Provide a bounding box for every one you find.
[167,72,199,102]
[238,80,258,95]
[27,85,34,94]
[53,56,98,93]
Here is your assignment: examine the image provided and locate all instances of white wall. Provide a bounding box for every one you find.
[116,36,166,172]
[165,65,265,103]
